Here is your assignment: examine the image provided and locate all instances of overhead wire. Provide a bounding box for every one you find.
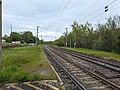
[28,0,35,18]
[78,0,118,22]
[62,0,118,28]
[48,0,65,28]
[73,0,100,20]
[28,0,119,34]
[55,0,118,32]
[84,1,120,22]
[50,0,72,28]
[56,0,103,29]
[57,0,72,17]
[109,0,120,10]
[52,0,120,40]
[109,6,120,12]
[28,0,49,31]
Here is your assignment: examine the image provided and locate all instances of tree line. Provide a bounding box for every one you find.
[54,15,120,53]
[2,31,44,44]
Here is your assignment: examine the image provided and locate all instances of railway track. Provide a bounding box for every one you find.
[44,45,120,90]
[1,81,59,90]
[44,46,87,90]
[50,46,120,79]
[51,46,120,71]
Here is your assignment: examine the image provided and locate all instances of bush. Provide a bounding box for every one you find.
[2,43,27,49]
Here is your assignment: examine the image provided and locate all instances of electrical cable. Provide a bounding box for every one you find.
[58,0,115,29]
[50,0,72,28]
[78,0,118,22]
[48,0,65,28]
[83,1,120,22]
[28,0,35,17]
[63,0,118,28]
[73,0,100,20]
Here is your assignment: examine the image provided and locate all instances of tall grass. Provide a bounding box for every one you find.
[64,47,120,60]
[1,46,56,83]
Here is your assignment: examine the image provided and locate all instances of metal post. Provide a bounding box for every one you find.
[65,28,68,47]
[41,35,42,40]
[0,0,2,64]
[36,26,39,46]
[10,25,12,43]
[55,37,56,40]
[74,43,76,48]
[70,36,71,48]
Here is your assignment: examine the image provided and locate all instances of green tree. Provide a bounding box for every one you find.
[22,31,36,44]
[2,34,10,42]
[38,39,44,44]
[54,35,65,46]
[10,32,22,42]
[54,15,120,53]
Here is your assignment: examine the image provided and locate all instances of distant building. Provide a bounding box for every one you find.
[28,43,35,46]
[2,40,5,43]
[12,41,21,44]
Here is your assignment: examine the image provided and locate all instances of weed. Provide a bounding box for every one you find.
[1,45,56,83]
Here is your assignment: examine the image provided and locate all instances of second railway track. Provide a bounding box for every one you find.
[51,46,120,71]
[50,46,120,79]
[44,45,120,90]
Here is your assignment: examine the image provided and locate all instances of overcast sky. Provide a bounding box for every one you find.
[3,0,120,41]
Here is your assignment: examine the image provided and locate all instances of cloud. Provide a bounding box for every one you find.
[3,0,120,41]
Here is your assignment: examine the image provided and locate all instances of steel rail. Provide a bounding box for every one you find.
[60,47,120,68]
[51,46,120,72]
[44,46,87,90]
[48,46,120,90]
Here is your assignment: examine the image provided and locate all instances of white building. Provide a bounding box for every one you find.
[2,40,6,43]
[12,41,21,44]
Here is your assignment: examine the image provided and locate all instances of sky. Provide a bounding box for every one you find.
[3,0,120,41]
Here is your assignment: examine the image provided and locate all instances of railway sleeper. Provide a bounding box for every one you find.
[78,77,92,80]
[71,70,83,73]
[46,47,119,90]
[94,69,120,79]
[84,80,99,84]
[91,85,109,90]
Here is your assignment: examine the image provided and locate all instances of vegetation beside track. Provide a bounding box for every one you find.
[2,43,27,48]
[54,16,120,54]
[0,45,56,83]
[63,47,120,60]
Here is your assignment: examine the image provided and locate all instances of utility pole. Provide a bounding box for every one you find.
[41,35,42,40]
[36,26,39,46]
[0,0,2,64]
[74,43,76,48]
[69,33,71,48]
[55,37,56,40]
[10,25,12,43]
[63,32,65,47]
[65,28,68,47]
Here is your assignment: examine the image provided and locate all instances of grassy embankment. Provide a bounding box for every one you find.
[0,45,56,83]
[63,47,120,60]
